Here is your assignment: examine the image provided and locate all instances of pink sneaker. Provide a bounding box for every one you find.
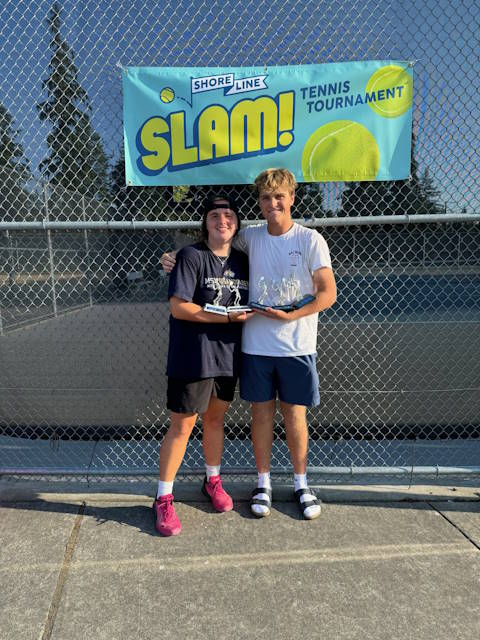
[152,494,181,536]
[202,475,233,512]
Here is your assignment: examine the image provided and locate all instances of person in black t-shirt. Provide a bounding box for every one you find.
[153,195,252,536]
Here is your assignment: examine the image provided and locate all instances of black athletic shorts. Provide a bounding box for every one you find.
[166,376,237,414]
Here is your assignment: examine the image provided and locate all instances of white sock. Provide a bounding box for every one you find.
[205,464,221,481]
[294,473,321,519]
[157,480,173,498]
[257,471,271,490]
[251,472,271,516]
[294,473,308,492]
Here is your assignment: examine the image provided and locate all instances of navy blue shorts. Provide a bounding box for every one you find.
[240,354,320,407]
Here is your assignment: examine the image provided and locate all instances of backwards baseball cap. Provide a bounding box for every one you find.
[201,195,241,238]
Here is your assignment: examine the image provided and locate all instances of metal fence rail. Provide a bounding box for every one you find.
[0,0,479,476]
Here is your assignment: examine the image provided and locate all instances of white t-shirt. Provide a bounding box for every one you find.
[236,222,332,356]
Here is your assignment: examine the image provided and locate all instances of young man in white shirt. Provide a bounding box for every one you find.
[162,168,337,519]
[236,169,336,519]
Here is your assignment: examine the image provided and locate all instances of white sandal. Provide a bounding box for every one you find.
[294,488,321,520]
[250,487,272,517]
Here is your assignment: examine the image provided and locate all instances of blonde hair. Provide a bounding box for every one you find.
[253,168,297,195]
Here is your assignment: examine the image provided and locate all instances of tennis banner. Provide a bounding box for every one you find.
[123,61,413,186]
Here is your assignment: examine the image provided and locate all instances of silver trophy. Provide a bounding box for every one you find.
[272,279,284,306]
[249,273,314,312]
[287,274,301,302]
[225,280,251,313]
[228,281,242,307]
[205,277,251,315]
[212,280,223,306]
[204,279,228,315]
[257,277,268,305]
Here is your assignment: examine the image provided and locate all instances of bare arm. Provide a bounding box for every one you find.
[161,251,177,273]
[170,296,252,323]
[255,267,337,322]
[162,233,247,272]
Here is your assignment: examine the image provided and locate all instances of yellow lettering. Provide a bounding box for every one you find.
[278,92,294,146]
[140,117,170,172]
[170,112,198,166]
[198,106,230,161]
[230,97,278,155]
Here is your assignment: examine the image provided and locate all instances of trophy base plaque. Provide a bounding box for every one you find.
[293,294,315,309]
[249,294,315,313]
[204,304,252,316]
[204,304,228,316]
[226,305,252,313]
[249,302,294,311]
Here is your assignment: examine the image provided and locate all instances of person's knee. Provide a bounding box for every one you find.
[280,401,306,416]
[169,416,196,438]
[202,415,224,432]
[252,400,275,421]
[281,402,307,430]
[202,401,229,431]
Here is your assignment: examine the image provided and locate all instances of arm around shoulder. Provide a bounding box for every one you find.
[161,250,177,273]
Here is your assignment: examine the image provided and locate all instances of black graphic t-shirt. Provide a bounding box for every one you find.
[166,242,249,378]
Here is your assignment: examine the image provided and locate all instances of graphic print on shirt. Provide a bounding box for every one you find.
[289,250,302,267]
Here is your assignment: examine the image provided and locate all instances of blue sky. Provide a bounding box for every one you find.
[0,0,478,212]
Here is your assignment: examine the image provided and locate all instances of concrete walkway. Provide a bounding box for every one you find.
[1,478,479,640]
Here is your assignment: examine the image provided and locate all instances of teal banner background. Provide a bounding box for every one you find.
[123,61,413,186]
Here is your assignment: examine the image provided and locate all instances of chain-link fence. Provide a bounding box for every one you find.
[0,0,479,477]
[1,218,479,476]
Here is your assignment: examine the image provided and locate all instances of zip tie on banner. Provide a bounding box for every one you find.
[408,59,418,67]
[117,61,127,73]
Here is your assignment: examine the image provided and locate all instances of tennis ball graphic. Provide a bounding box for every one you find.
[160,87,175,103]
[302,120,380,181]
[365,65,412,118]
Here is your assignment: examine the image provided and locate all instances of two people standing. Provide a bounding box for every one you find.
[157,169,337,535]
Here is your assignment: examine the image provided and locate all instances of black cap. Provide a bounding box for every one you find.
[201,195,241,239]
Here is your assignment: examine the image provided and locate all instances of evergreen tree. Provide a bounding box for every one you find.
[0,102,35,219]
[37,2,108,202]
[110,151,172,220]
[418,168,442,214]
[340,181,390,217]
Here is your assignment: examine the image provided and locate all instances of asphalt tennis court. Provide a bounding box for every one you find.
[1,294,480,473]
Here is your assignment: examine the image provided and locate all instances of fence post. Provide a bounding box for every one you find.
[5,230,16,285]
[14,237,20,272]
[43,182,58,317]
[81,195,93,308]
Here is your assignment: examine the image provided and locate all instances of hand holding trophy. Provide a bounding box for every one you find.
[204,279,251,316]
[249,274,315,312]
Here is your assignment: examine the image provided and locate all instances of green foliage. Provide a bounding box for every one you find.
[0,102,37,220]
[294,183,328,219]
[418,168,442,214]
[37,2,109,202]
[110,150,171,220]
